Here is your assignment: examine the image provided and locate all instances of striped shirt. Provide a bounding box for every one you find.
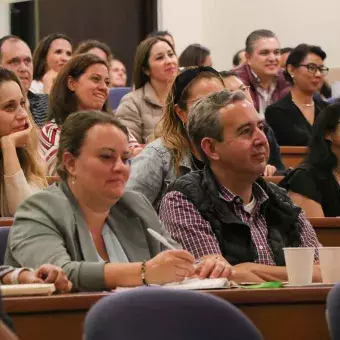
[27,91,48,127]
[40,120,142,176]
[159,182,320,264]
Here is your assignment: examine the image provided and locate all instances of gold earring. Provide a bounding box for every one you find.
[71,176,76,185]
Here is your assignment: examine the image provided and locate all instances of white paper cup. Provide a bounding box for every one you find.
[283,247,315,285]
[319,247,340,283]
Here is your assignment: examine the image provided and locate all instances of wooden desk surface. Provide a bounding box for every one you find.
[0,217,13,227]
[3,287,331,340]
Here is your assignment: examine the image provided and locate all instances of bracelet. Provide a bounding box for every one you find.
[10,268,26,284]
[140,261,149,286]
[10,268,34,285]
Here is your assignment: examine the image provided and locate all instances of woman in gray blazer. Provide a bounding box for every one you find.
[5,111,232,291]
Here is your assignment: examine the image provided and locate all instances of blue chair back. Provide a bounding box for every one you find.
[108,87,131,110]
[0,227,10,265]
[327,283,340,339]
[84,287,263,340]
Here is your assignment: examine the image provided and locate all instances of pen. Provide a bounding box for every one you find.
[147,228,201,266]
[147,228,177,250]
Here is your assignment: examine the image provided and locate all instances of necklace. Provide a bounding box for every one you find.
[292,98,314,107]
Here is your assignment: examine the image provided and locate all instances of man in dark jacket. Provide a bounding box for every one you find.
[159,89,321,282]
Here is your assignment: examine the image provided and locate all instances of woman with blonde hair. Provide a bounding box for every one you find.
[0,67,46,216]
[126,66,224,209]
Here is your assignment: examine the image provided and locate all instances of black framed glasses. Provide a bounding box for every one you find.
[299,63,329,75]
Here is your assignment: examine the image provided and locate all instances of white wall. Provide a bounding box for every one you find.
[159,0,340,71]
[158,0,204,56]
[0,2,10,37]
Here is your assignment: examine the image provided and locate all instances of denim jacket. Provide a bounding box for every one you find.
[126,138,193,210]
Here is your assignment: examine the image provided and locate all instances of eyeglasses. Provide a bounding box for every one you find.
[298,63,329,76]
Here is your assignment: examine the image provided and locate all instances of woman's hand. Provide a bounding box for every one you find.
[195,255,233,279]
[263,164,277,177]
[145,249,195,284]
[131,146,143,157]
[35,264,72,293]
[1,120,32,149]
[42,69,58,94]
[5,264,72,293]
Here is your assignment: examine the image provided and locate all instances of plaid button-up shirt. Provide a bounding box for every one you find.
[159,182,320,264]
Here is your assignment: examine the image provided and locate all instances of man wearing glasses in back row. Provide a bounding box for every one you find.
[264,44,328,146]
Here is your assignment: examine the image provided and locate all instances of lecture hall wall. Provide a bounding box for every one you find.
[158,0,340,73]
[1,1,339,78]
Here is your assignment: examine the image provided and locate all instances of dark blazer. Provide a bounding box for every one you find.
[5,181,180,291]
[265,92,327,146]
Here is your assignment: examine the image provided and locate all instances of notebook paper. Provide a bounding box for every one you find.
[0,283,55,296]
[162,278,230,290]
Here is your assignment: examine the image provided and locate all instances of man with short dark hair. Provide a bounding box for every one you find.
[159,90,321,282]
[234,29,290,114]
[0,35,48,127]
[232,49,246,68]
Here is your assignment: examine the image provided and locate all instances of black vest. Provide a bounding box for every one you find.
[165,168,302,266]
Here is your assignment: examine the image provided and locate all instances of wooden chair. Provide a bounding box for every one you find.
[309,217,340,247]
[263,176,284,185]
[280,146,308,169]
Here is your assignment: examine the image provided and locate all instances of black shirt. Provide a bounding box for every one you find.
[280,165,340,217]
[265,92,327,146]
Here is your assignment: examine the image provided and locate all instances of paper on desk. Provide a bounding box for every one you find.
[162,278,230,290]
[0,283,55,296]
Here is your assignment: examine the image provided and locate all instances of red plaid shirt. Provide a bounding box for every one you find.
[234,63,290,113]
[159,182,320,264]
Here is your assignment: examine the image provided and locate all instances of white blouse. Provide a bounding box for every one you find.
[29,80,44,94]
[1,170,42,217]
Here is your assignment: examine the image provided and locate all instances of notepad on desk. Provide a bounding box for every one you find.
[0,283,55,296]
[162,278,230,290]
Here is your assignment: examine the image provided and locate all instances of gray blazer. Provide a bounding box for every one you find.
[5,181,179,291]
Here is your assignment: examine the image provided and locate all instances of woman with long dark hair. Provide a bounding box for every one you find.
[31,33,72,94]
[281,103,340,216]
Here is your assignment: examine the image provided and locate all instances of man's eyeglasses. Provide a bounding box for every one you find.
[299,63,329,76]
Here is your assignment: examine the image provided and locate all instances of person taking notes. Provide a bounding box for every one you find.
[5,111,231,291]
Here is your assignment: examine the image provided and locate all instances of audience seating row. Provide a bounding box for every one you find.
[280,146,307,169]
[3,287,330,340]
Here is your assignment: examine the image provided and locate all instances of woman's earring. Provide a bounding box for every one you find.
[71,176,76,185]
